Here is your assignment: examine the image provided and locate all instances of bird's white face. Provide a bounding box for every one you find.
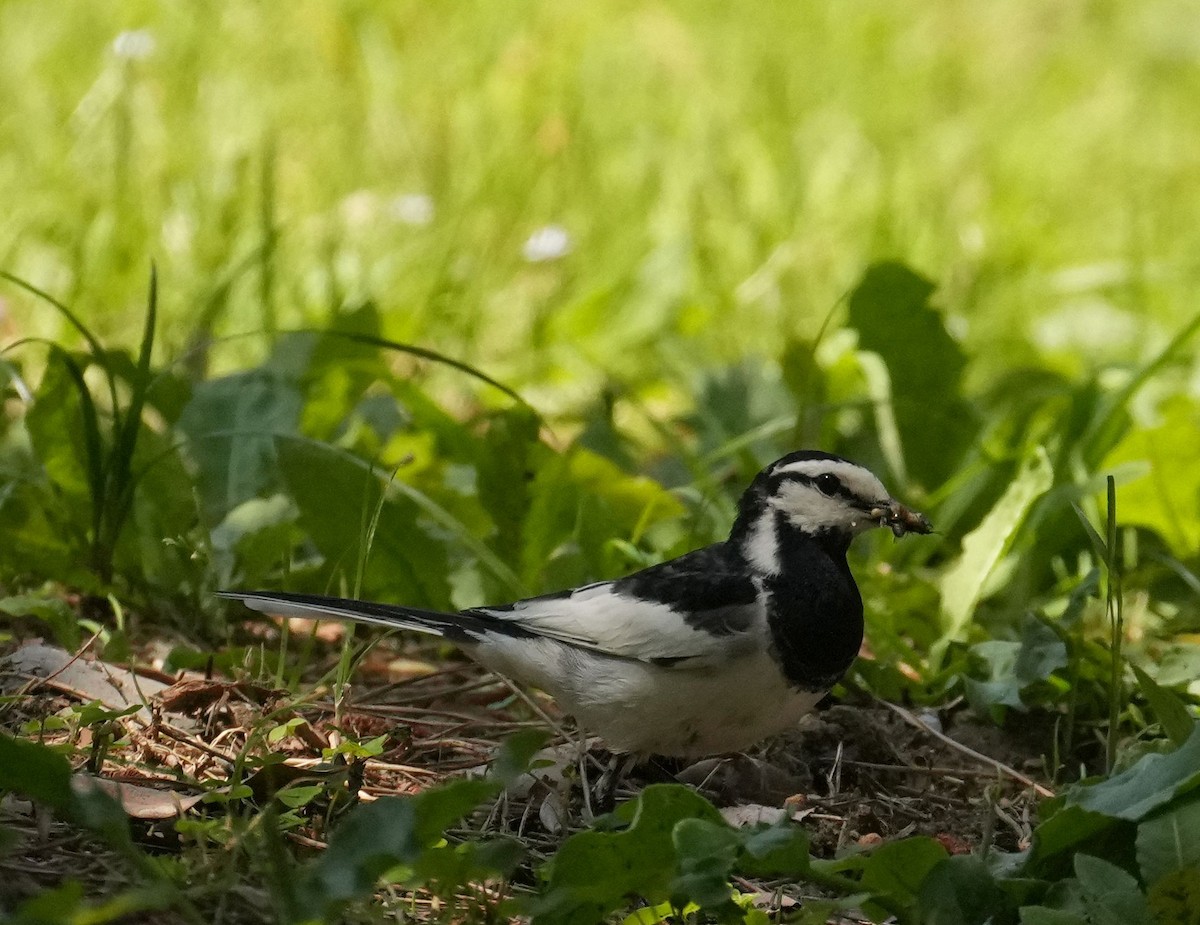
[766,457,894,535]
[737,454,931,574]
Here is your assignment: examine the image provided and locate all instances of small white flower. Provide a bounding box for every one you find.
[339,190,379,228]
[112,29,155,61]
[390,193,435,227]
[523,224,572,262]
[161,210,195,257]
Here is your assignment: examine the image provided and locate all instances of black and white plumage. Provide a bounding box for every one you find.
[221,451,931,758]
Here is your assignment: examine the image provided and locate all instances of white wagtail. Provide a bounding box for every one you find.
[222,451,931,759]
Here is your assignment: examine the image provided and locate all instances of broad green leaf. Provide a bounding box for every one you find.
[1024,804,1124,876]
[0,595,80,649]
[177,370,303,524]
[1014,617,1069,685]
[689,360,795,463]
[474,406,543,575]
[964,640,1025,720]
[488,728,552,784]
[964,638,1022,719]
[274,785,326,809]
[846,261,975,487]
[534,785,723,925]
[670,818,740,909]
[410,837,526,888]
[1146,866,1200,925]
[114,424,201,590]
[302,781,490,904]
[0,733,135,854]
[0,477,83,586]
[1101,396,1200,555]
[965,615,1070,719]
[916,856,1011,925]
[302,731,542,909]
[210,494,302,587]
[521,449,685,591]
[1152,644,1200,688]
[739,822,814,876]
[288,308,390,440]
[1070,724,1200,821]
[860,836,949,918]
[1073,854,1151,925]
[24,354,96,521]
[274,437,452,608]
[1131,666,1195,747]
[937,444,1054,649]
[1019,907,1088,925]
[1136,791,1200,886]
[0,730,75,809]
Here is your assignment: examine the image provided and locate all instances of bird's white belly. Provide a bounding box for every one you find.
[477,637,824,758]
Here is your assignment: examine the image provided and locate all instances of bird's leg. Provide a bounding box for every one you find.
[593,752,640,812]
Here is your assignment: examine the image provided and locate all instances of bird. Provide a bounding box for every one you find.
[221,450,931,761]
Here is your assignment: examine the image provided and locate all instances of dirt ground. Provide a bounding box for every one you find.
[0,635,1054,920]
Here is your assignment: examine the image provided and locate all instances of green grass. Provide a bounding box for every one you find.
[3,1,1200,391]
[3,2,1200,923]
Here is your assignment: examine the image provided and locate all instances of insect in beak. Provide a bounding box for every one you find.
[869,502,933,537]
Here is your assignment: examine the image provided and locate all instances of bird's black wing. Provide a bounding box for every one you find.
[475,543,766,666]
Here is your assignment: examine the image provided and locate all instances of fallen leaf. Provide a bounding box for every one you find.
[84,776,202,819]
[720,804,788,827]
[4,642,168,721]
[155,677,284,714]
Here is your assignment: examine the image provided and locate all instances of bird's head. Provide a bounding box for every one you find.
[731,451,932,573]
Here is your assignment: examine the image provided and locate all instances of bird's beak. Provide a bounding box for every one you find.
[868,500,933,537]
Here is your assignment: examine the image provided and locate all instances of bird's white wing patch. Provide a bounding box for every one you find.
[478,582,764,665]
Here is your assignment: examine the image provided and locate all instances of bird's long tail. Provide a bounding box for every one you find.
[218,590,523,645]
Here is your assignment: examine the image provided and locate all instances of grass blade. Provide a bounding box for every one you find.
[1071,502,1109,561]
[0,270,120,418]
[1131,664,1193,748]
[108,266,158,507]
[1084,308,1200,465]
[332,330,537,414]
[46,346,107,563]
[1105,475,1124,773]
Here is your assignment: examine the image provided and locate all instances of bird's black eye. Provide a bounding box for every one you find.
[815,473,841,496]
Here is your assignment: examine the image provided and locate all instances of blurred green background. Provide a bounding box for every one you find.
[4,0,1198,397]
[2,0,1198,631]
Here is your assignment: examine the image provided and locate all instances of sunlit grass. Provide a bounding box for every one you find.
[3,0,1199,401]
